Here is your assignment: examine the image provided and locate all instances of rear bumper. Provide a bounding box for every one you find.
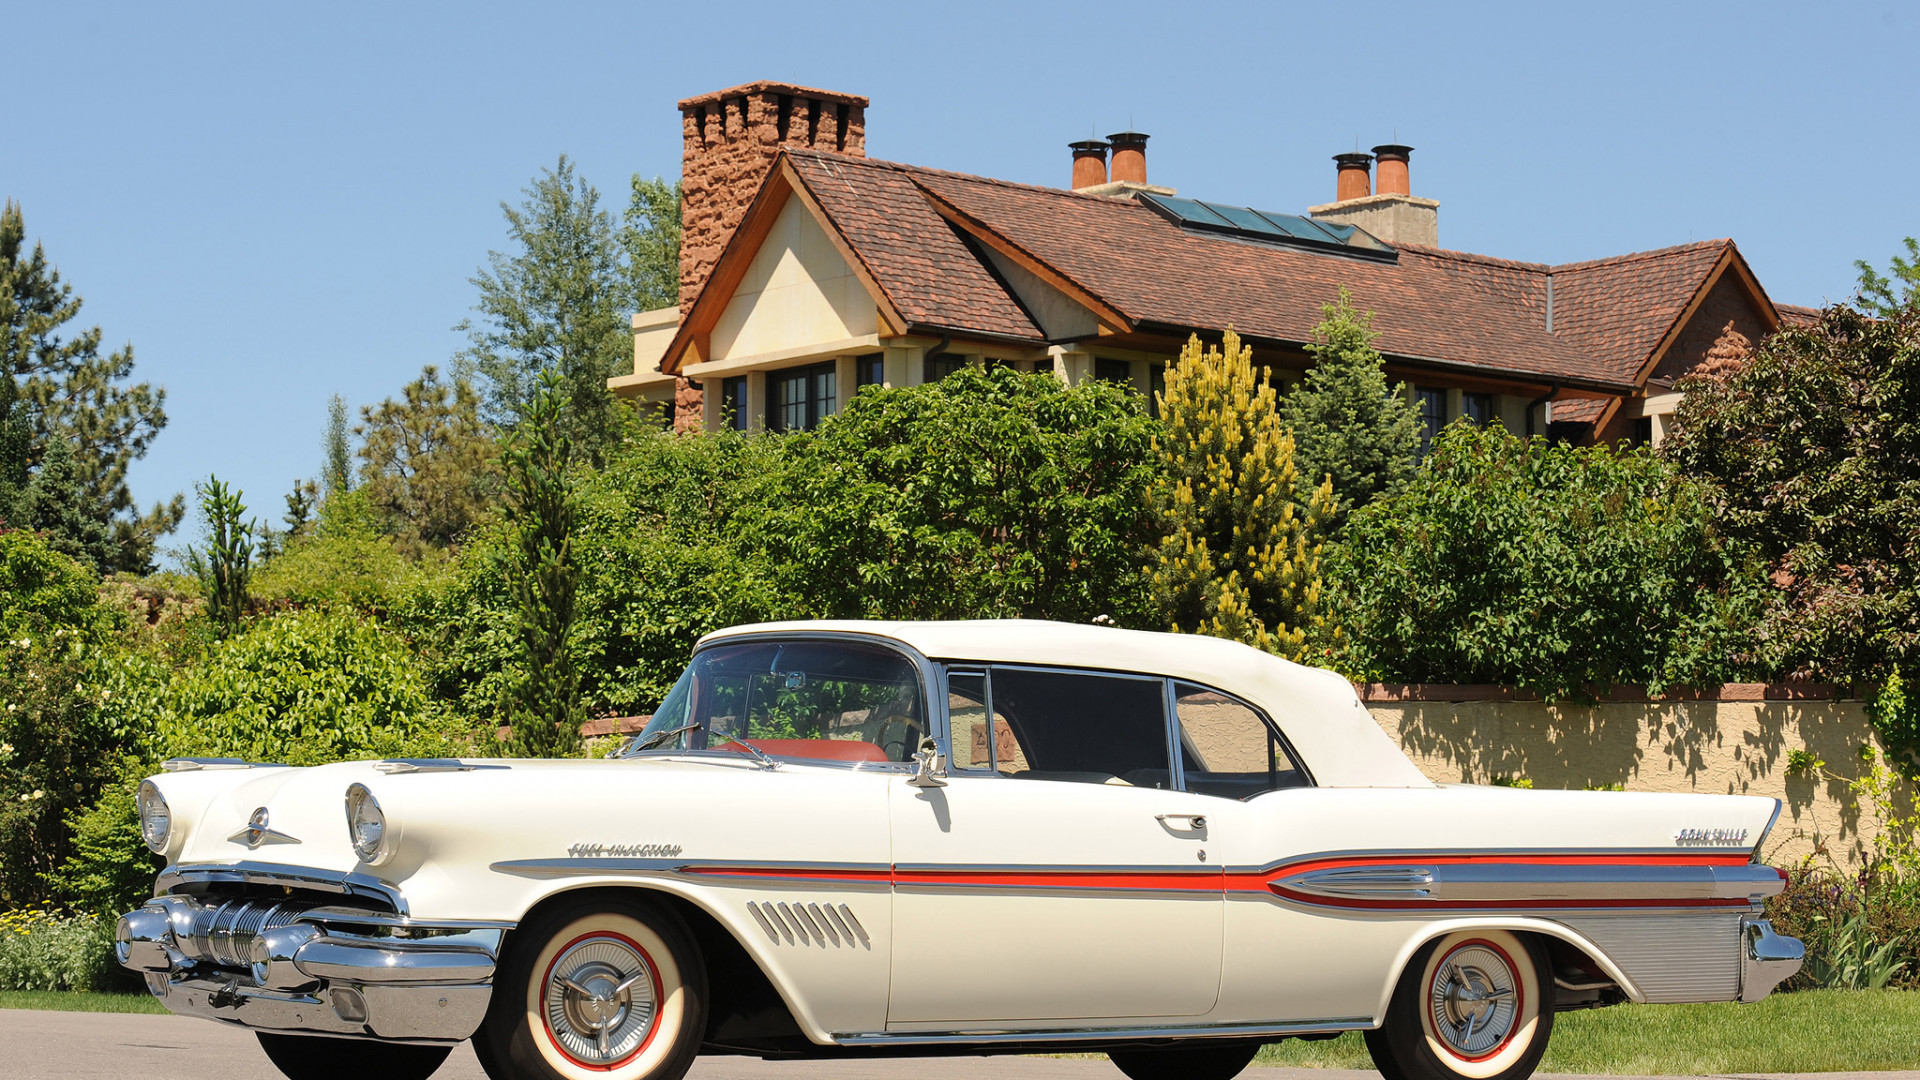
[116,893,506,1044]
[1739,917,1804,1002]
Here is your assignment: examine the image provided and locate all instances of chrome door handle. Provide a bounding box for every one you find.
[1156,813,1206,830]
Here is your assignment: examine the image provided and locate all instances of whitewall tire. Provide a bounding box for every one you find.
[474,896,706,1080]
[1365,930,1553,1080]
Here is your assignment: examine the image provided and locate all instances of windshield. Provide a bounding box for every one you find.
[622,639,925,764]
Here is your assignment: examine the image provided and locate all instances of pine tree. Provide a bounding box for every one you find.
[20,439,113,570]
[499,370,583,758]
[1284,289,1422,520]
[456,157,632,462]
[356,365,499,554]
[0,200,181,572]
[622,175,681,312]
[1152,329,1338,661]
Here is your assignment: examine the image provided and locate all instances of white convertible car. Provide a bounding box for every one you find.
[116,620,1803,1080]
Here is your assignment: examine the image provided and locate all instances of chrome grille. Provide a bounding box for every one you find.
[170,898,317,969]
[746,901,869,949]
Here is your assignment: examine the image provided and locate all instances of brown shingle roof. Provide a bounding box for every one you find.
[782,149,1778,394]
[788,153,1041,342]
[1776,302,1824,329]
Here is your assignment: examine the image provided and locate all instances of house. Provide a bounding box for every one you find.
[611,81,1809,448]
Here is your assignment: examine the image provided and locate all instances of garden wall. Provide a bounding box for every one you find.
[1359,685,1898,867]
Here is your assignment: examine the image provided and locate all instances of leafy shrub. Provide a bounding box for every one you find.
[0,908,131,991]
[160,607,465,765]
[252,491,446,615]
[1767,867,1920,991]
[1328,424,1770,699]
[1666,302,1920,680]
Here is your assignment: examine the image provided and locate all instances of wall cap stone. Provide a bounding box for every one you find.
[1353,682,1863,703]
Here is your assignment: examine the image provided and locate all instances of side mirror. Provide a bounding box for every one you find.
[907,736,948,788]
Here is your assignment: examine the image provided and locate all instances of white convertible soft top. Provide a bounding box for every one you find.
[700,619,1432,789]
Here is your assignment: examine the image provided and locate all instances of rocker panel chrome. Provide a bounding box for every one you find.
[836,1016,1375,1046]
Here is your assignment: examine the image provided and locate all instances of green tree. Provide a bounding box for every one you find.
[1284,289,1422,518]
[356,365,499,554]
[1332,424,1768,698]
[1153,330,1337,660]
[0,200,181,572]
[186,476,254,634]
[498,371,583,757]
[456,156,632,461]
[322,394,353,497]
[622,175,681,312]
[1856,237,1919,318]
[750,366,1162,625]
[1666,302,1920,679]
[18,438,113,570]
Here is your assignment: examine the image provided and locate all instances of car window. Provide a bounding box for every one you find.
[1174,683,1308,798]
[982,667,1170,788]
[629,640,924,763]
[944,670,1031,774]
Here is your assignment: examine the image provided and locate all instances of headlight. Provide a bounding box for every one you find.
[136,780,171,854]
[344,783,386,863]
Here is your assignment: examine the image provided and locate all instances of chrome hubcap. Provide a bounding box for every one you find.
[1428,944,1518,1058]
[544,936,657,1064]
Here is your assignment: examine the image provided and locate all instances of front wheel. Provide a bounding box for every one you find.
[256,1032,451,1080]
[472,895,707,1080]
[1364,930,1554,1080]
[1109,1039,1261,1080]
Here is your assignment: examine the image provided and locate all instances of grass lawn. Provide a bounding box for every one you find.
[0,990,166,1014]
[1254,989,1920,1073]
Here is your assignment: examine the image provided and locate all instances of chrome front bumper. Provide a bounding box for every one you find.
[116,894,505,1044]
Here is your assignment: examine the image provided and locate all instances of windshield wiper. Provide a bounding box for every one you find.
[626,721,703,754]
[720,738,781,771]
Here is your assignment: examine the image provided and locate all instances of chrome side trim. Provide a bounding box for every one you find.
[1276,862,1785,906]
[1229,846,1774,874]
[489,857,893,885]
[834,1017,1374,1046]
[156,862,407,914]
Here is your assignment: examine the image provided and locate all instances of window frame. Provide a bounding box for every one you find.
[1414,386,1446,458]
[721,375,749,432]
[934,662,1315,796]
[1168,680,1315,799]
[767,360,838,432]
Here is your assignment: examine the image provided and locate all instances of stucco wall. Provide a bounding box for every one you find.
[1365,698,1902,867]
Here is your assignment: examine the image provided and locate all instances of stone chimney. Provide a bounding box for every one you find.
[677,82,869,316]
[1309,143,1440,247]
[1070,140,1110,190]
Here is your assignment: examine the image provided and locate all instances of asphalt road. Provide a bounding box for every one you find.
[8,1009,1919,1080]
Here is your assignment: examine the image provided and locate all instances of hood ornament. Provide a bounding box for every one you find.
[228,806,300,849]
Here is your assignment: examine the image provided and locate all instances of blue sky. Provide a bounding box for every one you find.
[4,0,1915,555]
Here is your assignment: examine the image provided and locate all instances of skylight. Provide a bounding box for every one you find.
[1139,194,1396,262]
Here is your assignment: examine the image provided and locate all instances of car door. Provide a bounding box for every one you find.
[885,665,1226,1027]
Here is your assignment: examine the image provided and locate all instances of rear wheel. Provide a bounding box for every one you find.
[472,895,706,1080]
[1365,930,1553,1080]
[1108,1038,1262,1080]
[256,1032,450,1080]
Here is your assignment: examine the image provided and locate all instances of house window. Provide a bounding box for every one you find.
[856,353,884,390]
[1094,357,1132,386]
[1149,363,1167,418]
[767,361,837,432]
[722,376,748,432]
[1631,417,1654,447]
[1462,392,1496,427]
[924,352,967,383]
[1414,387,1446,457]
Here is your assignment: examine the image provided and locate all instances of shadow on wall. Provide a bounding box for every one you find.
[1377,696,1903,866]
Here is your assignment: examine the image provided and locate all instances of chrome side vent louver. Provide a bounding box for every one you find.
[747,901,869,950]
